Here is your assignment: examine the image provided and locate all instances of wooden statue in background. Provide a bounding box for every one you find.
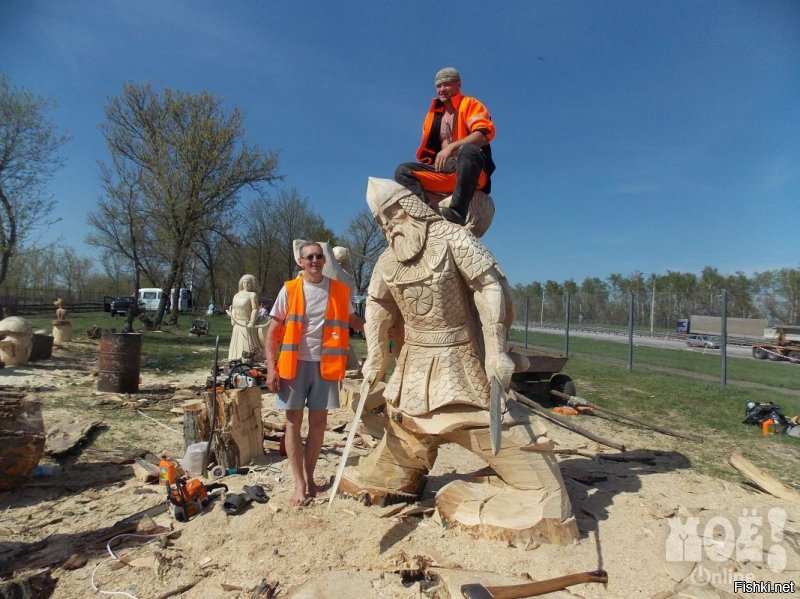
[338,178,578,547]
[52,297,72,343]
[226,274,263,361]
[53,298,68,322]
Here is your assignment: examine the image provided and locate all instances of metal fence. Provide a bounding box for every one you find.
[512,290,791,333]
[511,290,791,387]
[0,289,112,316]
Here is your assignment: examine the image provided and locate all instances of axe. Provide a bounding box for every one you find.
[461,569,608,599]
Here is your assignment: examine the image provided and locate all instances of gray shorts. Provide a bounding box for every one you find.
[276,360,340,410]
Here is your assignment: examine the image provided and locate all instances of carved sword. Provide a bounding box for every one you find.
[489,375,503,455]
[327,373,374,511]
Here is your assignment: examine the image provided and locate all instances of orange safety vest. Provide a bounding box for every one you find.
[276,277,350,381]
[416,93,496,178]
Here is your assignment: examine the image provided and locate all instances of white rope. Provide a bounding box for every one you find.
[90,532,171,598]
[136,410,182,435]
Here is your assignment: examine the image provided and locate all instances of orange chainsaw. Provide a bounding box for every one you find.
[166,477,228,522]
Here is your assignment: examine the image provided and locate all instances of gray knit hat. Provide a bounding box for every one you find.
[435,67,460,84]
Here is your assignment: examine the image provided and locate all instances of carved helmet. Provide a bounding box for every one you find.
[366,178,440,223]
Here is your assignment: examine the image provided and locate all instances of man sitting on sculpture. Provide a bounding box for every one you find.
[394,67,496,227]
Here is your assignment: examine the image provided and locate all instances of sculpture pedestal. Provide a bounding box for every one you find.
[338,405,579,547]
[436,478,579,548]
[52,321,72,343]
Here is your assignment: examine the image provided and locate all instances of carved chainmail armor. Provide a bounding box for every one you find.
[373,221,503,415]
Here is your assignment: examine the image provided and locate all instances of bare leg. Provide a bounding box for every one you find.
[304,409,328,497]
[284,408,307,506]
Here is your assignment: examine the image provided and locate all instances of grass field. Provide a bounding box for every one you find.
[27,312,800,488]
[28,311,234,372]
[509,328,800,485]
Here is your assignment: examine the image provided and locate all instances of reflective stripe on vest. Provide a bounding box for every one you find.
[276,277,351,382]
[276,278,306,380]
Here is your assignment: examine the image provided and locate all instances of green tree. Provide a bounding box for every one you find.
[94,82,280,325]
[775,268,800,324]
[0,74,68,286]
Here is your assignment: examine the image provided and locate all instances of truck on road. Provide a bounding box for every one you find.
[752,325,800,363]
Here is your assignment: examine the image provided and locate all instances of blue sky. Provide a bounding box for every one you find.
[2,0,798,286]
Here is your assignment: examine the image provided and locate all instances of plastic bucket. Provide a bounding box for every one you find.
[97,333,142,393]
[181,441,208,476]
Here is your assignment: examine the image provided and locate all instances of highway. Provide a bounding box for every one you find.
[513,325,756,359]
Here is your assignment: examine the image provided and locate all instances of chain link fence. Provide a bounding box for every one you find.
[512,291,795,335]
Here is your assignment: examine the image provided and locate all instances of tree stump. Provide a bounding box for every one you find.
[436,478,580,548]
[0,391,46,491]
[200,387,264,469]
[182,400,208,450]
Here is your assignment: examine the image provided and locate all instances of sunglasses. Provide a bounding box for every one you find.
[302,253,325,261]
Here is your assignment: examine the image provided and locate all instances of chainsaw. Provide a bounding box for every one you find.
[166,477,228,522]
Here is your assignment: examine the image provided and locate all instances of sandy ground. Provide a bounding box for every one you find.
[1,343,799,599]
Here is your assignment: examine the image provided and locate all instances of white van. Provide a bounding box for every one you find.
[138,288,192,312]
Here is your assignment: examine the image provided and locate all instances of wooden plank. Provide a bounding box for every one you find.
[729,453,800,507]
[44,418,103,456]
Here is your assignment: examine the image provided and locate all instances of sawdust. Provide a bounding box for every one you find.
[1,345,798,599]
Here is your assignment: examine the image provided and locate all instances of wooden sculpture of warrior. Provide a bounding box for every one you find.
[338,178,578,546]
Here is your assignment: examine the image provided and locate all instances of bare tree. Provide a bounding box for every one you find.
[87,161,153,296]
[94,82,280,325]
[235,188,335,299]
[341,208,386,295]
[0,74,68,286]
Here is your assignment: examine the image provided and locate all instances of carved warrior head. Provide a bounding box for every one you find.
[366,178,441,224]
[366,178,440,263]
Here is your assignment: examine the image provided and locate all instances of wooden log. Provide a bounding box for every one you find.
[182,401,208,450]
[729,453,800,507]
[436,479,579,548]
[0,395,46,491]
[202,387,264,469]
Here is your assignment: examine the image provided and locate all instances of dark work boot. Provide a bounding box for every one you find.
[449,144,485,219]
[440,206,466,226]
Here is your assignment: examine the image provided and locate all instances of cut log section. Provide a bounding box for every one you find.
[182,400,208,450]
[198,387,265,469]
[436,479,579,548]
[0,392,46,491]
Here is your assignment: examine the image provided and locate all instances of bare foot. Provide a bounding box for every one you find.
[290,484,306,506]
[307,481,320,498]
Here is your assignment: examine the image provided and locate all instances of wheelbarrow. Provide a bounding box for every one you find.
[509,344,575,405]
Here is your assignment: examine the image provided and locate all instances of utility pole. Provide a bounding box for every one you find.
[650,278,656,333]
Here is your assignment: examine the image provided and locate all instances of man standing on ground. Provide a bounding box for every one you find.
[265,242,363,505]
[394,67,496,226]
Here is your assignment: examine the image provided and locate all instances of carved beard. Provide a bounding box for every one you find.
[387,217,428,263]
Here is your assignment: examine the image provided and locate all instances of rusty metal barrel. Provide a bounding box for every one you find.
[97,332,142,393]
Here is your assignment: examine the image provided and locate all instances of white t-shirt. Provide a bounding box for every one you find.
[270,276,352,361]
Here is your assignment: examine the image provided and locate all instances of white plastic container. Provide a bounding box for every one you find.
[181,441,208,476]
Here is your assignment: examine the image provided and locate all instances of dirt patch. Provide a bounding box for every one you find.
[1,345,798,598]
